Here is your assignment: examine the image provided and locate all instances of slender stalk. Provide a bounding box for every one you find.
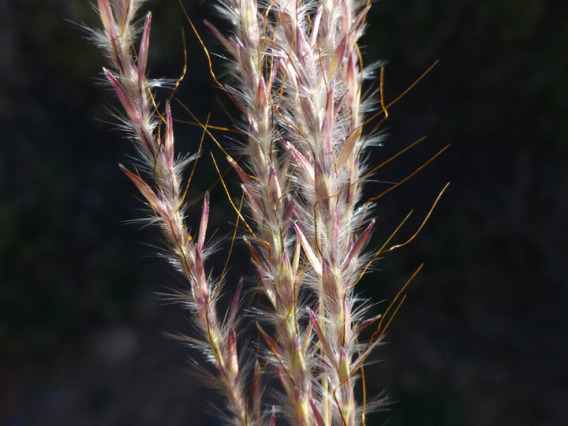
[269,0,372,424]
[93,1,248,424]
[211,1,313,423]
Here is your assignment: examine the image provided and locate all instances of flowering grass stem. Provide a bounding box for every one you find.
[92,0,445,424]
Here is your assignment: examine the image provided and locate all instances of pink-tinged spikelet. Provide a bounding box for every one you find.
[93,1,250,424]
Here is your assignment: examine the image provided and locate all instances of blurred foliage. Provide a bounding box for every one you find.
[362,1,568,425]
[0,0,158,357]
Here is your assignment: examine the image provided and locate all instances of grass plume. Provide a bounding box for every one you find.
[92,0,445,424]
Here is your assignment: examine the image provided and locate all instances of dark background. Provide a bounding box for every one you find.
[1,0,567,425]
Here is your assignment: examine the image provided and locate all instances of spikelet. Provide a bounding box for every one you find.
[93,1,250,424]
